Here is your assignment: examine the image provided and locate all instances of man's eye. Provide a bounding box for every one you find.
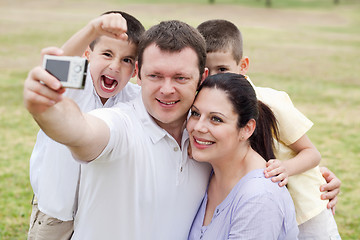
[148,74,163,80]
[219,68,228,72]
[103,53,112,57]
[175,76,188,82]
[123,58,133,64]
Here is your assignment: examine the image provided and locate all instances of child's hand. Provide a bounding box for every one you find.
[319,166,341,215]
[264,159,288,187]
[90,13,128,41]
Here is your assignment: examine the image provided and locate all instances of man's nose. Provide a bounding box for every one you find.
[160,78,175,94]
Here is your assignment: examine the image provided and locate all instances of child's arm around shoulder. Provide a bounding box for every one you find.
[262,88,341,212]
[61,13,128,56]
[264,134,321,187]
[258,88,321,186]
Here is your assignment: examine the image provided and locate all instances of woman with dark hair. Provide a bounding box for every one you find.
[187,73,299,239]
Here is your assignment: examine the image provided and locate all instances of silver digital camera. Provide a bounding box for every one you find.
[43,55,88,89]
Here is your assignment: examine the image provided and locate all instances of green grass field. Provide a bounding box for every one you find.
[1,0,359,239]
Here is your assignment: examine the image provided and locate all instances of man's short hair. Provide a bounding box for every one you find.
[197,19,243,64]
[137,20,207,80]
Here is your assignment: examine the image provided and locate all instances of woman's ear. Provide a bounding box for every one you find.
[239,119,256,141]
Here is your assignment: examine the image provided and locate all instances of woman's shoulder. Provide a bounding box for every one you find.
[234,169,291,202]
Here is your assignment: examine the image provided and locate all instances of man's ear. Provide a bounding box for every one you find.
[239,56,250,75]
[131,65,137,78]
[200,68,209,85]
[135,61,142,86]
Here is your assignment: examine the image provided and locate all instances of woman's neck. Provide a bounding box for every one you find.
[210,146,266,205]
[203,147,265,226]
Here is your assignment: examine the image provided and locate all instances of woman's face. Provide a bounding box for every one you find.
[187,87,242,164]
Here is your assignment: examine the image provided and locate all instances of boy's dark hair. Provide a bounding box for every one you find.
[197,19,243,64]
[89,11,145,51]
[197,73,279,161]
[137,20,207,82]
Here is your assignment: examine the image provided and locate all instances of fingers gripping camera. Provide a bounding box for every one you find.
[43,55,88,89]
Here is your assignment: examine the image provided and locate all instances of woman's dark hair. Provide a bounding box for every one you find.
[196,73,279,160]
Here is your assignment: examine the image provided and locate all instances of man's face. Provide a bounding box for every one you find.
[137,44,202,130]
[86,36,137,104]
[206,50,242,76]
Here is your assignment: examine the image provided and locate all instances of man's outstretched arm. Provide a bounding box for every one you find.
[24,65,109,161]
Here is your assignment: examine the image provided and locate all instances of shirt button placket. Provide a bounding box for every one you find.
[173,146,183,173]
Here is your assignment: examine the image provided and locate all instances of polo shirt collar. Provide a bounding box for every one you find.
[132,95,190,147]
[132,95,167,144]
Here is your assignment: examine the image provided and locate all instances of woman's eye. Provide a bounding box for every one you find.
[219,67,228,72]
[103,53,112,57]
[211,116,223,123]
[190,110,200,117]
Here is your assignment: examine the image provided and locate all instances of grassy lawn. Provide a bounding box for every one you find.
[1,0,359,239]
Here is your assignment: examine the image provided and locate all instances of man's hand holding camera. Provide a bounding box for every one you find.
[24,48,65,115]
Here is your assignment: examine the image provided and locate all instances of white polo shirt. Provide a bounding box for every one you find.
[72,96,212,240]
[29,69,141,221]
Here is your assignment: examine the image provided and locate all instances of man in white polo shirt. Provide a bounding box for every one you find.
[24,20,212,239]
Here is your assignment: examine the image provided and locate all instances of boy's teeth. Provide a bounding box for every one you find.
[102,75,117,90]
[102,79,117,90]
